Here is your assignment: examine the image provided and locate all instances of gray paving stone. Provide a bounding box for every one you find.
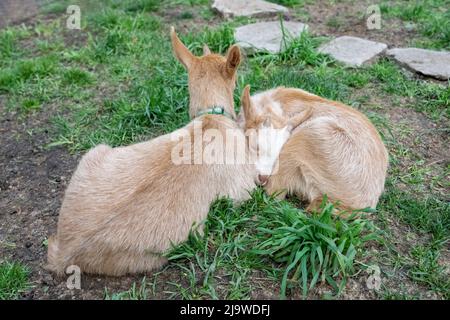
[386,47,450,80]
[318,36,387,67]
[235,21,308,54]
[212,0,288,18]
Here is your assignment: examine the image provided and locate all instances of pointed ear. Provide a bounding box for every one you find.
[286,107,313,132]
[203,44,211,56]
[225,45,241,76]
[236,112,245,128]
[170,26,195,69]
[241,85,253,122]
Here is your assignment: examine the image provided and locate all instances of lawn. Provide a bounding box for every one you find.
[0,0,448,300]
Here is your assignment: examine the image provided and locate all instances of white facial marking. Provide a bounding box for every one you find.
[255,124,290,176]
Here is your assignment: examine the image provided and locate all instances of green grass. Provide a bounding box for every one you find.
[0,26,30,63]
[381,289,420,300]
[178,11,194,19]
[409,241,450,299]
[380,0,450,49]
[124,0,160,13]
[50,23,237,151]
[0,261,30,300]
[166,195,263,299]
[326,16,345,29]
[378,182,450,298]
[21,98,42,112]
[167,192,377,299]
[104,277,148,300]
[380,185,450,240]
[0,55,59,94]
[269,0,305,7]
[180,24,235,55]
[252,196,377,298]
[62,68,95,86]
[41,0,69,14]
[365,59,450,119]
[2,7,446,149]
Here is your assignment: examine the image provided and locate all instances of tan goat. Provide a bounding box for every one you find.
[239,86,388,212]
[47,28,257,276]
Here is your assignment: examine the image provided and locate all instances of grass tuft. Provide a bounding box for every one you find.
[251,29,330,68]
[252,196,377,298]
[181,24,235,55]
[124,0,160,12]
[380,0,450,49]
[167,191,376,299]
[410,241,450,299]
[104,277,148,300]
[379,186,450,240]
[269,0,304,6]
[62,68,94,86]
[0,261,30,300]
[0,55,59,93]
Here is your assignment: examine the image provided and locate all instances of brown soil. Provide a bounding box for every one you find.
[385,106,450,197]
[288,0,419,49]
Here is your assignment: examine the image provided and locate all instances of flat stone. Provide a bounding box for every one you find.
[318,36,387,67]
[212,0,288,18]
[386,48,450,80]
[235,21,309,54]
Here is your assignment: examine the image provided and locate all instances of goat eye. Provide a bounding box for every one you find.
[255,143,261,155]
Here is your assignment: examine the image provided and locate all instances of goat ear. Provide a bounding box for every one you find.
[241,85,253,122]
[287,107,313,132]
[236,112,245,128]
[203,44,211,56]
[170,26,195,69]
[225,45,241,76]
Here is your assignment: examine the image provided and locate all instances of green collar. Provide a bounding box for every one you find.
[195,106,234,120]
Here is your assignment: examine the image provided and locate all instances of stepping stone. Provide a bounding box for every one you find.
[235,21,309,54]
[212,0,288,18]
[318,36,387,67]
[386,48,450,80]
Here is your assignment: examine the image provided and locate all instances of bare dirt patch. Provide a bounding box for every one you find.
[0,104,170,299]
[385,106,450,197]
[288,0,418,48]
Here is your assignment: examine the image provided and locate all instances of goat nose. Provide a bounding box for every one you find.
[258,174,269,186]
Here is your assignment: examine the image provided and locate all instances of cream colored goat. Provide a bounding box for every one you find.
[239,86,388,212]
[47,28,257,276]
